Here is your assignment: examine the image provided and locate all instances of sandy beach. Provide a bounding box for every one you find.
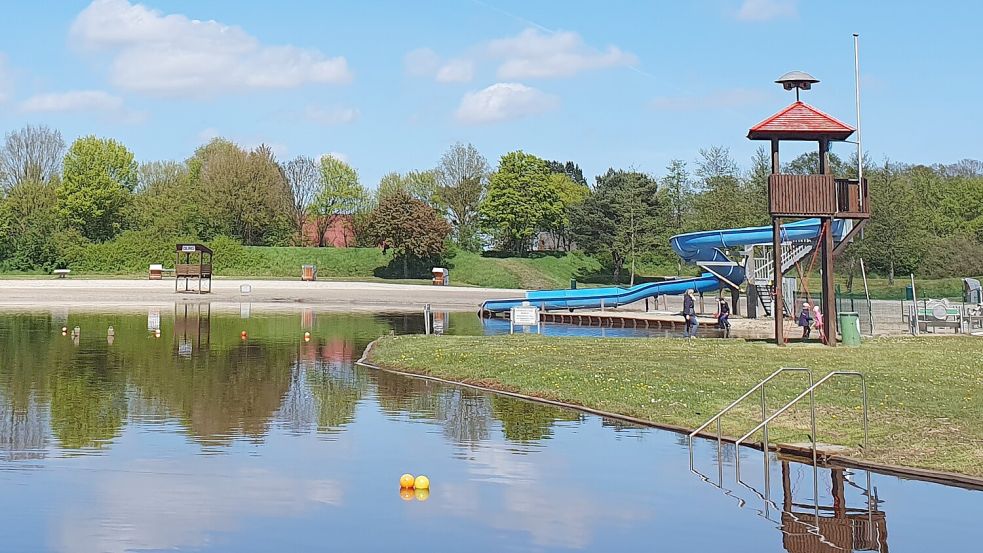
[0,278,524,312]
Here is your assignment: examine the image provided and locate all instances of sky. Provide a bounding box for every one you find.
[0,0,980,188]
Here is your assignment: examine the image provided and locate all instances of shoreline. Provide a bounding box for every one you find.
[362,333,983,484]
[356,337,983,490]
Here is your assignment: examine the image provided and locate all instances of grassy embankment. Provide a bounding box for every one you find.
[0,230,973,297]
[368,335,983,477]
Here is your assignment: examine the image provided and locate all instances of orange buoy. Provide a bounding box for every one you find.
[304,331,311,342]
[413,475,430,490]
[399,474,415,488]
[241,330,247,340]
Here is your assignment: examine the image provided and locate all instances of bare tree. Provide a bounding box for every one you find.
[434,142,488,250]
[0,125,66,192]
[283,156,320,243]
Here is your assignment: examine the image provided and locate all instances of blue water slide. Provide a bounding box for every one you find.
[481,218,843,314]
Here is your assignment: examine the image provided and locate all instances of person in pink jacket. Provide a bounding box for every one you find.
[812,305,825,344]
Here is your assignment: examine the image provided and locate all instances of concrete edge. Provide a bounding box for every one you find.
[356,336,983,492]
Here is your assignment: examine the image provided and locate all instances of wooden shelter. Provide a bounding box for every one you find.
[747,72,870,346]
[175,243,213,294]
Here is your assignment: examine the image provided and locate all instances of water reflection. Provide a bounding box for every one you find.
[0,308,979,552]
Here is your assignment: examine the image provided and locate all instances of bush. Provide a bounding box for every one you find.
[917,234,983,279]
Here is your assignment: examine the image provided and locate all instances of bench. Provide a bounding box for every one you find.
[149,264,177,280]
[52,269,71,279]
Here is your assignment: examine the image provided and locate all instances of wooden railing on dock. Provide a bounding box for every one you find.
[769,175,869,218]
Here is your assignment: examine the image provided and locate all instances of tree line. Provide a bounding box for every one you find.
[1,124,981,281]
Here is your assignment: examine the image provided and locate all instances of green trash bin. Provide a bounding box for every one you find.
[838,312,862,346]
[570,279,577,290]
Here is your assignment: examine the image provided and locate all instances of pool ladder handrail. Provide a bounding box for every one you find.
[734,370,869,478]
[688,367,814,470]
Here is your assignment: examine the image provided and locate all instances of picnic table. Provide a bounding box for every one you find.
[52,269,71,279]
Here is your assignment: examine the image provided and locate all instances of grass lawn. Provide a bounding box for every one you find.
[367,335,983,477]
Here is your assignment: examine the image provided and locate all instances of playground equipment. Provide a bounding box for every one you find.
[482,72,869,347]
[902,274,983,334]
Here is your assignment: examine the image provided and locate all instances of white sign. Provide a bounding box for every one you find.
[181,245,196,252]
[511,305,540,326]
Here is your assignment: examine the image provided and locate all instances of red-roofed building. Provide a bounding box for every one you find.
[748,101,855,141]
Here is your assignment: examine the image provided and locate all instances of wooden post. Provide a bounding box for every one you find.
[770,139,780,173]
[819,138,830,175]
[773,218,784,345]
[821,217,837,345]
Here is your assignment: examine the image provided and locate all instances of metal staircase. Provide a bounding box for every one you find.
[746,241,816,316]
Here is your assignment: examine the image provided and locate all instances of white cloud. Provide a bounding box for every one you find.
[736,0,798,21]
[455,82,558,125]
[69,0,352,97]
[488,28,637,79]
[405,48,474,84]
[436,59,475,83]
[650,88,766,111]
[404,47,441,77]
[20,89,145,122]
[305,106,360,126]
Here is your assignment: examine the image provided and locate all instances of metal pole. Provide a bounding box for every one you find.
[853,33,864,204]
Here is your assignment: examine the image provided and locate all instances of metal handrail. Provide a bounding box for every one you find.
[734,371,869,478]
[688,367,813,470]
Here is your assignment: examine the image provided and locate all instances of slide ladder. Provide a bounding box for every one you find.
[748,241,817,316]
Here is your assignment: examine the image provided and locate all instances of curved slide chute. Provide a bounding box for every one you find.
[481,218,844,314]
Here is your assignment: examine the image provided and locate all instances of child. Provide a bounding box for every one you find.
[798,302,813,340]
[813,305,825,344]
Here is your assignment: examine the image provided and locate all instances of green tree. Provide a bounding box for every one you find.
[311,155,369,247]
[128,160,201,237]
[849,162,930,283]
[570,169,662,282]
[480,151,560,255]
[547,160,587,186]
[435,143,488,251]
[0,179,63,270]
[662,159,692,232]
[744,147,771,226]
[367,190,451,278]
[690,146,747,231]
[547,172,589,251]
[189,139,293,245]
[58,136,138,241]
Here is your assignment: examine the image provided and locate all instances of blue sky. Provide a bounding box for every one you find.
[0,0,980,188]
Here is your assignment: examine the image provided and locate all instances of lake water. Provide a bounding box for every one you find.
[0,307,979,552]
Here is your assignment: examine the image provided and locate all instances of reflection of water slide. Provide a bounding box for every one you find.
[482,219,842,314]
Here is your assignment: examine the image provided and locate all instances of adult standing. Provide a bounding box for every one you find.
[683,289,698,338]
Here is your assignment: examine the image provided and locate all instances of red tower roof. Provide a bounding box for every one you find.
[748,101,855,141]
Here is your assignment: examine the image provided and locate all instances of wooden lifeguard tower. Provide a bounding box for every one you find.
[747,72,870,346]
[175,243,213,294]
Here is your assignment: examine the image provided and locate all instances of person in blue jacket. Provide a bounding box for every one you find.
[798,302,813,340]
[683,289,698,338]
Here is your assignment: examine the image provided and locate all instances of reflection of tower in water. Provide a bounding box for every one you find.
[780,461,888,553]
[174,303,211,358]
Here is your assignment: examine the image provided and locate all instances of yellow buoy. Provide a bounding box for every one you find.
[415,488,430,502]
[399,488,415,501]
[399,473,416,488]
[413,475,430,490]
